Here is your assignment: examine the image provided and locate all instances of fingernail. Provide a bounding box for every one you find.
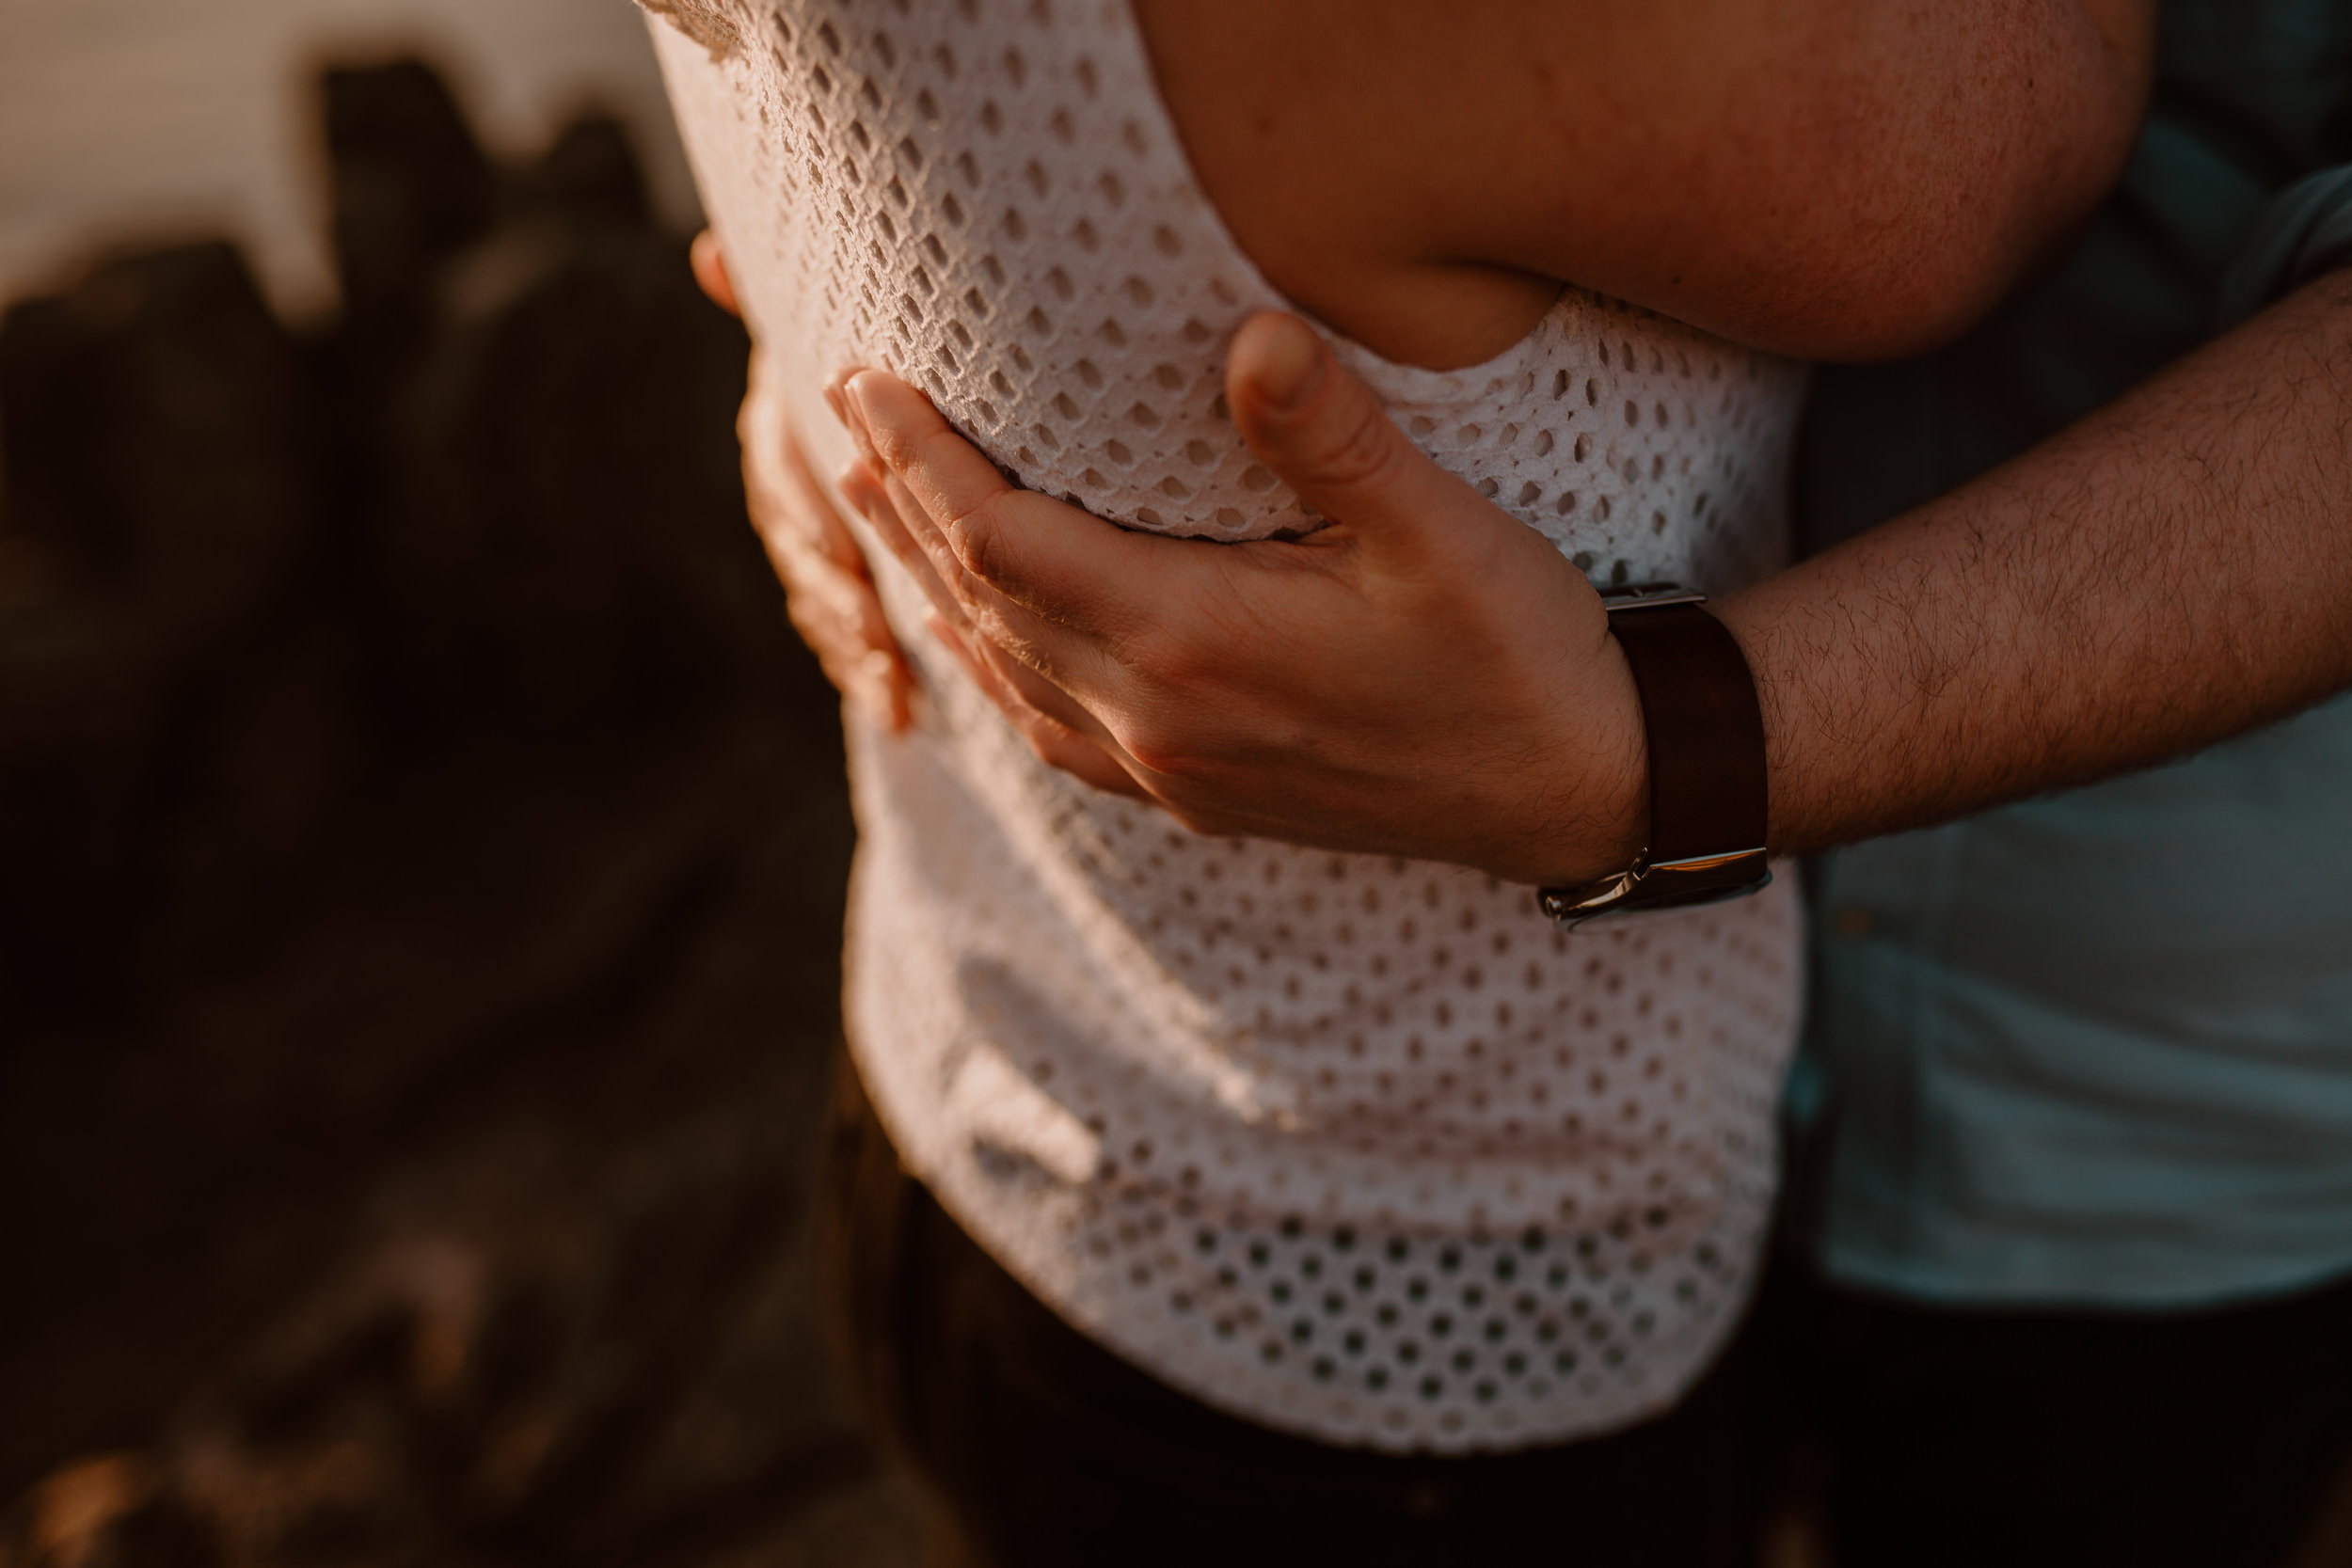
[1250,314,1326,411]
[834,377,883,462]
[822,374,852,427]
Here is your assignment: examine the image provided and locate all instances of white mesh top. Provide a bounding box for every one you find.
[648,0,1806,1451]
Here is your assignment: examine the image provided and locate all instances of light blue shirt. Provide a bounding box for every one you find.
[1795,0,2352,1307]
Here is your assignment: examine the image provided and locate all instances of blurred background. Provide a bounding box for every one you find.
[0,2,927,1562]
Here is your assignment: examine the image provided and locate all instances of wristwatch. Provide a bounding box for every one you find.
[1536,584,1772,928]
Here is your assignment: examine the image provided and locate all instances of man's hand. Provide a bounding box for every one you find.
[840,272,2352,879]
[694,232,912,731]
[830,310,1652,886]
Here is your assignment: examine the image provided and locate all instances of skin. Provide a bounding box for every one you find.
[691,1,2189,877]
[1128,0,2152,368]
[829,277,2352,886]
[698,238,914,727]
[829,317,1647,875]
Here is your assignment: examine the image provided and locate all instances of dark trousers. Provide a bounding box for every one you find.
[818,1058,1760,1568]
[821,1048,2352,1566]
[1759,1259,2352,1568]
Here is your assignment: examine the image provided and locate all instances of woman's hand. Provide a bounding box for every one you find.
[828,309,1654,887]
[694,232,912,731]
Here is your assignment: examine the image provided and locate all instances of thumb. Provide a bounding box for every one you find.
[1223,311,1468,546]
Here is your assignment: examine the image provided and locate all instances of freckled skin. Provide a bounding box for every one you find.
[1130,0,2153,370]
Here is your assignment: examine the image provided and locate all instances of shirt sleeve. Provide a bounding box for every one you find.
[2216,164,2352,328]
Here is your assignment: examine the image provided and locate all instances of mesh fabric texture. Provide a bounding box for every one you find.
[652,0,1805,1451]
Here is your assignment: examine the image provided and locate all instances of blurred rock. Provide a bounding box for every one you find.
[0,57,914,1568]
[2,1454,219,1568]
[321,59,496,337]
[369,129,784,739]
[0,239,310,596]
[0,240,326,1021]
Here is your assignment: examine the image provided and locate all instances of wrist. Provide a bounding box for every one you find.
[1512,584,1777,929]
[1500,617,1650,888]
[1703,585,1792,850]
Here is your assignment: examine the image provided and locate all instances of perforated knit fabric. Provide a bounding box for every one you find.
[650,0,1806,1452]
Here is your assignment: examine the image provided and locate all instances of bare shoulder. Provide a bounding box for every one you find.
[1132,0,2155,367]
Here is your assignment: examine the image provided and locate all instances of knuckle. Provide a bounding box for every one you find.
[783,555,847,606]
[949,499,1018,587]
[791,616,856,677]
[863,399,923,468]
[953,564,1001,623]
[872,410,949,482]
[734,386,775,451]
[1116,621,1213,694]
[1018,713,1083,768]
[1306,398,1404,493]
[1116,718,1200,783]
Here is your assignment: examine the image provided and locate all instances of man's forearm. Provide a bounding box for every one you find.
[1720,268,2352,857]
[841,293,2352,892]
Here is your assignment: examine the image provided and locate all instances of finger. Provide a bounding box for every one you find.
[739,377,857,573]
[839,368,1183,641]
[930,617,1150,799]
[859,442,1126,706]
[839,443,1118,742]
[767,416,882,578]
[845,452,1136,763]
[964,612,1145,764]
[823,372,985,626]
[854,448,1152,769]
[1222,311,1475,560]
[836,456,922,577]
[738,385,913,730]
[850,644,914,734]
[691,230,740,316]
[768,524,913,734]
[791,589,914,733]
[839,456,981,640]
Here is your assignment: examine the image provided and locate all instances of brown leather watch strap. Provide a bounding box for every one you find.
[1609,598,1768,864]
[1535,587,1771,926]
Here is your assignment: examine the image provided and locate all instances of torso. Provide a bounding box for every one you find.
[649,0,1805,1450]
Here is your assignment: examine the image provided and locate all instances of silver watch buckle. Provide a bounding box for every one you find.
[1597,583,1710,614]
[1536,848,1772,930]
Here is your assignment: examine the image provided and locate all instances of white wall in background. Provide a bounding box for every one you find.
[0,0,697,316]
